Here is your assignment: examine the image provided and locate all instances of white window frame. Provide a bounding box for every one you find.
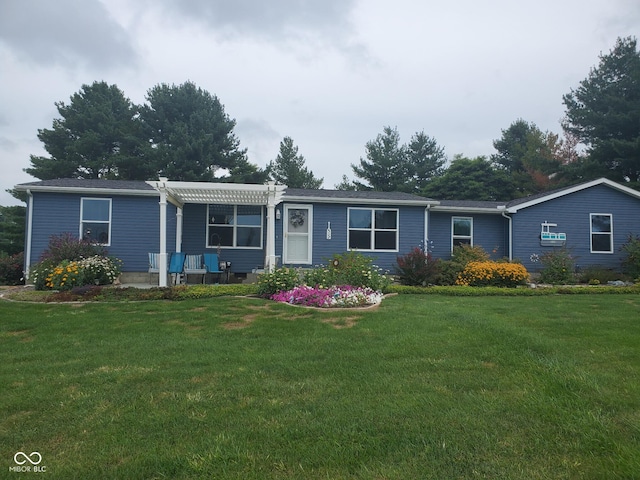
[590,213,614,254]
[452,216,473,251]
[207,205,264,249]
[347,207,399,252]
[80,197,112,246]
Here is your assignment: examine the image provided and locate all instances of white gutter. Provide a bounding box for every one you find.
[24,190,34,282]
[499,207,513,261]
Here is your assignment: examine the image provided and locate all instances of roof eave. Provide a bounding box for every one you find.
[283,194,438,207]
[14,184,158,197]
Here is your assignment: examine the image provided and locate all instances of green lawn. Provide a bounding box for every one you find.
[1,294,639,479]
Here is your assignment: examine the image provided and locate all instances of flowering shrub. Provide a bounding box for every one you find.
[539,248,575,284]
[439,244,492,285]
[0,252,24,285]
[456,261,529,287]
[45,261,83,290]
[77,255,122,285]
[303,251,390,291]
[40,232,105,263]
[395,247,441,286]
[271,285,383,308]
[256,267,300,296]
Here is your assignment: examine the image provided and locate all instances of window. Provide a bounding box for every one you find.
[452,217,473,249]
[590,214,613,253]
[80,198,111,245]
[348,208,398,251]
[207,205,263,248]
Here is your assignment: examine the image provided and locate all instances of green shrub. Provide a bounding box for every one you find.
[621,234,640,280]
[539,248,575,284]
[303,251,391,291]
[256,267,300,296]
[77,255,122,286]
[438,244,491,286]
[395,247,441,286]
[0,252,24,285]
[577,265,626,285]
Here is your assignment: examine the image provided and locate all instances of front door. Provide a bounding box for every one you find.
[283,205,312,264]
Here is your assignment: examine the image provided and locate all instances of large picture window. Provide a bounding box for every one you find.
[208,205,263,248]
[80,198,111,245]
[590,213,613,253]
[452,217,473,249]
[348,208,398,251]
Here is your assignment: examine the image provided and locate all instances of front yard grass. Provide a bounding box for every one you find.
[1,294,639,479]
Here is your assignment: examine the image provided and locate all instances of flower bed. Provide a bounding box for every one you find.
[271,285,383,308]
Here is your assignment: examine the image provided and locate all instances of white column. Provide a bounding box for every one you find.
[265,182,277,272]
[176,207,183,253]
[158,183,168,287]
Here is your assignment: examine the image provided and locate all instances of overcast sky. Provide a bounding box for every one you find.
[1,0,639,206]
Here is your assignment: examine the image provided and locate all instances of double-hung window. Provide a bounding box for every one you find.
[590,213,613,253]
[207,205,263,248]
[348,208,398,251]
[80,198,111,245]
[452,217,473,249]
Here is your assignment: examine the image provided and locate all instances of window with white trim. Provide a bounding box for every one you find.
[207,205,263,248]
[590,213,613,253]
[348,208,398,251]
[80,198,111,245]
[452,217,473,249]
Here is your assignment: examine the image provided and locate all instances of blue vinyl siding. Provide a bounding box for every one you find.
[277,202,426,272]
[181,203,266,273]
[429,212,508,260]
[28,192,174,272]
[513,184,640,272]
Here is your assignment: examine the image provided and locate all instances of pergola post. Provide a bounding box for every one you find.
[158,180,168,287]
[265,181,277,272]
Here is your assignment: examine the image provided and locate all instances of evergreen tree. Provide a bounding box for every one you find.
[266,137,323,188]
[26,81,153,180]
[562,36,640,183]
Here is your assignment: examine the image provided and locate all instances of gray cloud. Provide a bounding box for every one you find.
[0,0,137,70]
[156,0,358,48]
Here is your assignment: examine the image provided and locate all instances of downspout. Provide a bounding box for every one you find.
[500,207,513,262]
[24,189,34,282]
[424,204,431,250]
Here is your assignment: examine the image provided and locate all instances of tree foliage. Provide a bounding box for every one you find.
[0,205,26,256]
[492,119,564,195]
[562,36,640,183]
[26,81,153,180]
[266,137,323,188]
[25,80,263,184]
[351,126,445,192]
[142,81,249,182]
[422,155,515,201]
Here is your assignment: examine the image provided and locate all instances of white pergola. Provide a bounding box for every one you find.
[147,179,287,286]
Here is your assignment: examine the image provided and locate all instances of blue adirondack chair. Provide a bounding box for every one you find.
[203,253,223,284]
[168,252,186,285]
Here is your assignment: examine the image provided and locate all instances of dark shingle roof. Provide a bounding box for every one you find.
[15,178,154,190]
[284,187,435,204]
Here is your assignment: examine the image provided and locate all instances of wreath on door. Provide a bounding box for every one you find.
[290,210,306,227]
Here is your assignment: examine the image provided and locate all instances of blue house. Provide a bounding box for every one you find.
[14,177,640,285]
